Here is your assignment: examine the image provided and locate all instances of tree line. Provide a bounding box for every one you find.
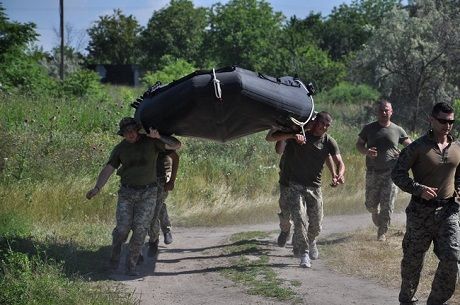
[1,0,459,131]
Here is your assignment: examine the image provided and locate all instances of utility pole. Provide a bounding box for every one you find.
[59,0,64,81]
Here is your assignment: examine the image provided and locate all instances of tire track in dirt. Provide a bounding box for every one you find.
[110,213,405,305]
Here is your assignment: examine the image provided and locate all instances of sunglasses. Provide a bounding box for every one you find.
[434,117,455,125]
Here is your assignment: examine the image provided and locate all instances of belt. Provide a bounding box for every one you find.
[121,183,156,190]
[411,196,455,207]
[367,168,392,173]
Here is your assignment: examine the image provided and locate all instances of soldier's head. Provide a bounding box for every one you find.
[117,117,141,143]
[311,111,332,136]
[430,102,454,136]
[376,99,393,124]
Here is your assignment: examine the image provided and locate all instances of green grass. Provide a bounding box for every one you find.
[220,231,300,302]
[0,86,412,304]
[320,226,460,304]
[0,249,137,305]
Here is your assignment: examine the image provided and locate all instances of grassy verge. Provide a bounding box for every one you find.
[220,231,301,303]
[321,226,460,303]
[0,212,138,305]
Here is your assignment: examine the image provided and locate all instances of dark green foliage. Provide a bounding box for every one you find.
[318,82,380,104]
[140,0,208,69]
[0,5,38,55]
[141,55,196,85]
[86,9,142,65]
[321,0,401,60]
[59,69,105,98]
[207,0,284,72]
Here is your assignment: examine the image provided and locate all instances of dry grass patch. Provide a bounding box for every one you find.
[321,226,460,303]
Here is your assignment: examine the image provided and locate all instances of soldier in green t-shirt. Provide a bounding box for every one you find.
[86,117,181,276]
[267,112,345,268]
[356,100,411,241]
[267,118,339,255]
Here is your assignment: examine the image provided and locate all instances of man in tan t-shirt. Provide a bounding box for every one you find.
[356,100,411,241]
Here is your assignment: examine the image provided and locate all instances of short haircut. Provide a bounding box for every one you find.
[376,99,392,109]
[432,102,454,116]
[316,111,332,122]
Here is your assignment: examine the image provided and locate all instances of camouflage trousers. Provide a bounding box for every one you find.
[365,168,398,235]
[399,200,460,305]
[285,183,323,255]
[148,180,171,242]
[278,183,292,233]
[112,185,157,272]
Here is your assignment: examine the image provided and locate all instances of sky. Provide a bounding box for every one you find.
[2,0,353,53]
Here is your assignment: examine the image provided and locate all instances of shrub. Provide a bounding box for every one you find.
[318,82,380,104]
[59,69,105,98]
[141,55,196,85]
[0,52,55,95]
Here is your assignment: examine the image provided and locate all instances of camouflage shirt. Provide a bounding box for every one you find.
[391,131,460,199]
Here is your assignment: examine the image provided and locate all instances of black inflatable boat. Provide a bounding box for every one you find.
[132,66,315,142]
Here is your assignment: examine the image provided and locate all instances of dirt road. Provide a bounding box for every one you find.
[110,213,405,305]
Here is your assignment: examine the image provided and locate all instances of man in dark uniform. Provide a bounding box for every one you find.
[392,102,460,305]
[86,117,181,276]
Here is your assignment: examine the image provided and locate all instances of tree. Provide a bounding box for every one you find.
[86,9,142,64]
[272,14,345,91]
[139,0,207,69]
[0,4,54,93]
[321,0,401,60]
[0,5,38,56]
[207,0,284,73]
[351,0,460,131]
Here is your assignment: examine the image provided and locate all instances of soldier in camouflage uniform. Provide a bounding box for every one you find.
[267,112,345,268]
[356,100,411,241]
[271,137,338,253]
[86,117,181,276]
[147,150,179,255]
[392,102,460,305]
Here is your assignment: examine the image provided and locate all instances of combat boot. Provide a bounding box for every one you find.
[109,244,122,270]
[164,231,173,244]
[125,255,140,276]
[148,239,159,257]
[371,212,379,227]
[277,231,289,247]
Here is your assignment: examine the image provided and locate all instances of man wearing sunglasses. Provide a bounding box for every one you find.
[392,102,460,305]
[356,100,412,241]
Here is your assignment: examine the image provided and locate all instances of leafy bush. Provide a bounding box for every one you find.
[141,55,196,85]
[59,69,105,98]
[0,52,55,95]
[318,82,380,104]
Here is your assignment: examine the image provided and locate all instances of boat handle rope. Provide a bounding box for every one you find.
[290,79,315,138]
[212,68,222,101]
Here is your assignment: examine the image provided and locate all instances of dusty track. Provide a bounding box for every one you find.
[110,213,405,305]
